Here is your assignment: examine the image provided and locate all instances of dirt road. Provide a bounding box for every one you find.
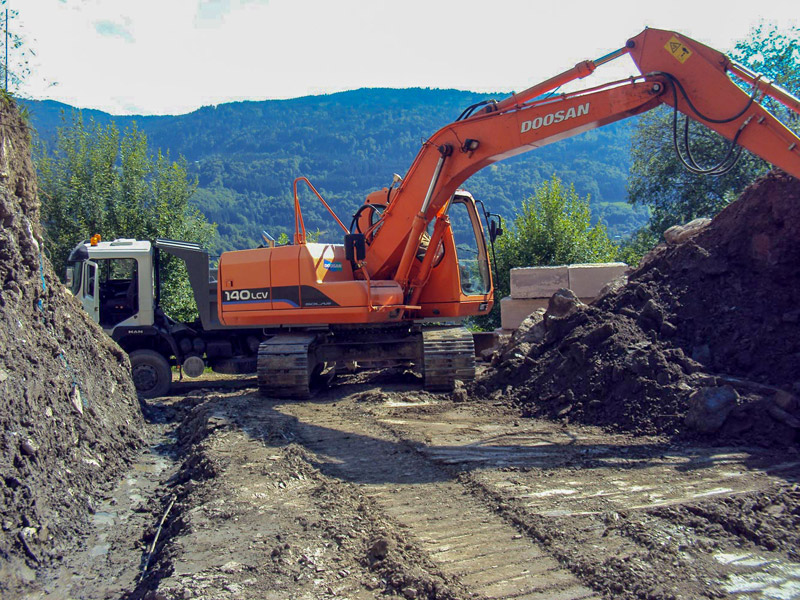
[25,373,800,600]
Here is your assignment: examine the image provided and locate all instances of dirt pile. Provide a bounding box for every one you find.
[478,171,800,444]
[0,99,144,593]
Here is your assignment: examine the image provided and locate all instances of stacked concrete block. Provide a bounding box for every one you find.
[510,266,569,299]
[500,296,550,330]
[567,263,628,298]
[500,262,627,331]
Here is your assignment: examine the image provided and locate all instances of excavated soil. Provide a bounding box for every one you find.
[0,100,144,596]
[478,171,800,446]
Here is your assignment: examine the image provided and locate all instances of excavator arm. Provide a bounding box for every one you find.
[366,28,800,284]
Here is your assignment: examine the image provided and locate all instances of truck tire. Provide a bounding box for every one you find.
[129,349,171,398]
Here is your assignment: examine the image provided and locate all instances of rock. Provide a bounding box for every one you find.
[545,289,584,319]
[685,386,738,433]
[69,385,83,415]
[451,380,468,403]
[767,403,800,429]
[637,299,664,331]
[660,321,677,338]
[597,275,628,299]
[367,537,391,562]
[656,371,672,386]
[773,390,797,411]
[402,587,418,599]
[19,439,37,457]
[582,323,615,348]
[513,310,546,345]
[220,560,244,573]
[663,218,712,245]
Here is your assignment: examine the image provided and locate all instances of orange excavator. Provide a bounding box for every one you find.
[216,28,800,398]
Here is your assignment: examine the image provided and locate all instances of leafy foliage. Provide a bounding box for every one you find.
[475,175,618,330]
[734,23,800,130]
[627,106,767,235]
[615,227,660,269]
[36,113,216,321]
[0,1,31,92]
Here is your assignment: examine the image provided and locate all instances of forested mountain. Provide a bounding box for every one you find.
[24,89,647,252]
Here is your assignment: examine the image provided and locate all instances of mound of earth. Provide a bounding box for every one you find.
[478,171,800,445]
[0,99,144,593]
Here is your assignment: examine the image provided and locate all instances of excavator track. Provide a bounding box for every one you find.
[257,334,319,399]
[422,327,476,391]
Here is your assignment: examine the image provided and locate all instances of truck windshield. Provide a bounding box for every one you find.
[449,198,491,296]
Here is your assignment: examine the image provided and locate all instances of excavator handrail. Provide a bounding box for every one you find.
[292,176,349,245]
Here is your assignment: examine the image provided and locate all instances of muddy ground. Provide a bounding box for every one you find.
[15,371,800,600]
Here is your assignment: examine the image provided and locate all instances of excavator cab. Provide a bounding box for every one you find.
[410,192,493,319]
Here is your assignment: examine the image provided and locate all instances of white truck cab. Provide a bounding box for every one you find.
[67,238,155,332]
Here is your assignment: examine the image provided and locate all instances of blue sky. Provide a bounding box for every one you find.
[15,0,800,115]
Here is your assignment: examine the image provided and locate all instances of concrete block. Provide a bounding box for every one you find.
[567,263,628,298]
[500,296,549,330]
[510,266,569,299]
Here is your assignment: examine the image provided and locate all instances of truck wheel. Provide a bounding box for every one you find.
[129,349,171,398]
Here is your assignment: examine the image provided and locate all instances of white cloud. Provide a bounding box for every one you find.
[16,0,800,115]
[94,19,134,43]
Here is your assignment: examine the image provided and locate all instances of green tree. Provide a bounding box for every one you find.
[627,24,799,238]
[734,23,800,131]
[475,175,617,329]
[37,112,217,321]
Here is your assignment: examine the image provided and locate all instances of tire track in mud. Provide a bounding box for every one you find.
[282,401,600,600]
[353,400,800,600]
[127,386,800,600]
[137,393,471,600]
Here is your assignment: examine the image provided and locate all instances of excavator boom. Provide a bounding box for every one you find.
[366,28,800,281]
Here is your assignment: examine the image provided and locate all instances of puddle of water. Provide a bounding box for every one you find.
[715,552,800,599]
[91,511,117,526]
[693,487,734,498]
[524,488,578,498]
[89,543,111,557]
[132,455,169,474]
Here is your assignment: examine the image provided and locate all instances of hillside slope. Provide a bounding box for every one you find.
[24,89,646,251]
[0,99,144,595]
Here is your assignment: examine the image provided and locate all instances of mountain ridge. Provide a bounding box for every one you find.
[23,88,647,251]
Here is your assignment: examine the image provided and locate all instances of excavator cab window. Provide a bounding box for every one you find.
[449,198,491,296]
